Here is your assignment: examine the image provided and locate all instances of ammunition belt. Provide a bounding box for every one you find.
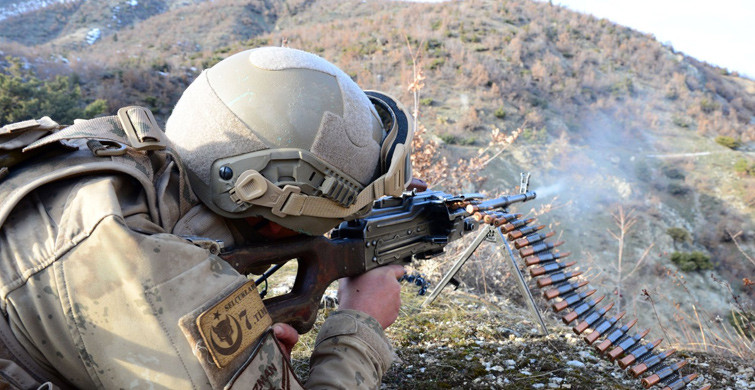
[476,211,709,390]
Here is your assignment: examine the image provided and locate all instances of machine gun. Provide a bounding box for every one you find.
[220,190,536,334]
[221,183,707,389]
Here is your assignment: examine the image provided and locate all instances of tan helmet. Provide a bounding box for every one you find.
[165,47,413,235]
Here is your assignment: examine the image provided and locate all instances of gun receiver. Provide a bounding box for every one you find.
[221,190,536,333]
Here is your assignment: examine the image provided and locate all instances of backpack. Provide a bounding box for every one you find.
[0,107,174,390]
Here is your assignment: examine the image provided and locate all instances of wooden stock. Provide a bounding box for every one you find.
[221,236,366,334]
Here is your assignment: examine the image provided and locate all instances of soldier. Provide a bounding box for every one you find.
[0,46,413,389]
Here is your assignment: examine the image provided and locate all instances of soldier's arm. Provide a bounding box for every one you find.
[305,265,403,389]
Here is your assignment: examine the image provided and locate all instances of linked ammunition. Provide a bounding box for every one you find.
[483,212,519,225]
[606,328,651,360]
[447,201,468,211]
[617,338,663,369]
[524,251,571,267]
[508,224,546,240]
[573,302,615,334]
[520,241,565,257]
[562,295,605,324]
[553,289,597,312]
[543,279,587,300]
[596,319,638,353]
[536,270,582,288]
[482,212,500,224]
[629,349,676,377]
[660,373,698,390]
[530,260,577,277]
[584,311,626,344]
[515,231,556,249]
[500,217,532,232]
[491,213,522,226]
[471,211,489,222]
[641,360,688,388]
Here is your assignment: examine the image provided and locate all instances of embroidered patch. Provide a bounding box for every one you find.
[196,280,271,368]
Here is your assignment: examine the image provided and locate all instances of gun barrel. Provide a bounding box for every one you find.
[465,191,536,213]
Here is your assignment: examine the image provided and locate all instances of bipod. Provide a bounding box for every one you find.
[421,223,550,336]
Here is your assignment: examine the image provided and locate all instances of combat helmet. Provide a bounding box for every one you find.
[165,47,413,235]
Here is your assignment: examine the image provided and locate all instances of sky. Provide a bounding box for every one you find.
[547,0,755,79]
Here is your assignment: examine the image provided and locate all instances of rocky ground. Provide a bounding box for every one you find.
[292,286,754,389]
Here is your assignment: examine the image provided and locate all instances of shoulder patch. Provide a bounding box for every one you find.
[196,280,271,368]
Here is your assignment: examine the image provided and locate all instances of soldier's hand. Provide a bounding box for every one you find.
[337,265,405,329]
[273,323,299,359]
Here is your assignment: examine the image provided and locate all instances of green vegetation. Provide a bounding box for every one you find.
[734,158,755,176]
[0,57,107,125]
[715,135,742,149]
[439,134,476,145]
[520,126,547,144]
[667,227,691,245]
[670,251,714,272]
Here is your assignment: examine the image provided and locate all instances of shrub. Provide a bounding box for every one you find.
[662,165,685,180]
[700,97,719,113]
[670,251,714,272]
[667,182,689,196]
[667,227,691,244]
[671,115,691,128]
[715,135,741,149]
[438,134,476,146]
[494,107,506,119]
[734,158,755,176]
[428,58,445,70]
[520,127,547,144]
[0,57,107,125]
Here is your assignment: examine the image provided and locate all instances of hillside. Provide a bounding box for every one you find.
[1,0,754,388]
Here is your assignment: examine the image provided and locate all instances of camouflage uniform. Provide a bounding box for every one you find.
[0,114,394,389]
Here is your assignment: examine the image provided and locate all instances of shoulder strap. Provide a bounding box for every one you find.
[24,106,165,153]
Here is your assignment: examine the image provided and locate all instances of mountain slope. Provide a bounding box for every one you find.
[1,0,753,387]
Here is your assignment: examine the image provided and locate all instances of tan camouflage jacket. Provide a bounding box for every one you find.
[0,114,394,389]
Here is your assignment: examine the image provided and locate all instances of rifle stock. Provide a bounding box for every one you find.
[222,236,366,333]
[221,190,536,333]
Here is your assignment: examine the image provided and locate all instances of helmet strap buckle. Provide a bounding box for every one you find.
[230,169,302,218]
